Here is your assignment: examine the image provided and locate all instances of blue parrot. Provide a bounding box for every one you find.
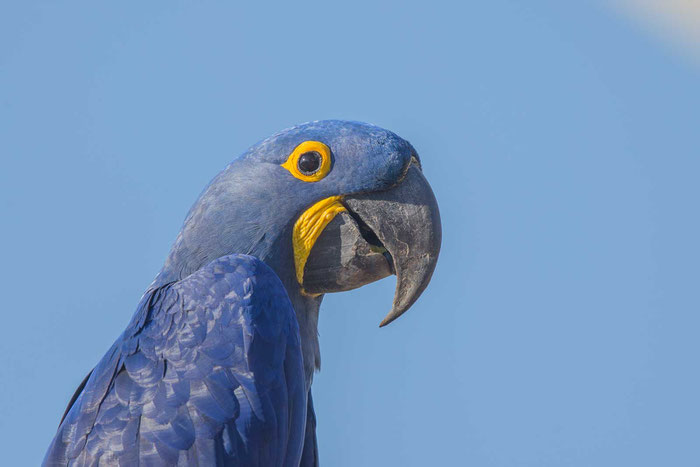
[44,120,441,466]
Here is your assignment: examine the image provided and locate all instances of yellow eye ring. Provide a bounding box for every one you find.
[281,141,332,182]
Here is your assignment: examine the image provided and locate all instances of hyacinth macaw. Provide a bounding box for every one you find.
[44,120,441,466]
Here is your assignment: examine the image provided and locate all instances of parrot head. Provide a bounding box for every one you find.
[156,120,441,371]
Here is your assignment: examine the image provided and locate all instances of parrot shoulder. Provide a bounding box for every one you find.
[44,254,306,466]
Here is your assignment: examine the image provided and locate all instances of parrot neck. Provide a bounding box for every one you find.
[285,284,323,389]
[152,226,323,390]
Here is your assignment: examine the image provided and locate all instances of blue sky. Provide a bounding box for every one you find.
[1,1,699,465]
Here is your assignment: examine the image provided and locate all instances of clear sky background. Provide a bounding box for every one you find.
[2,1,699,466]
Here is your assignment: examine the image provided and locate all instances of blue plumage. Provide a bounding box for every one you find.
[44,120,431,466]
[45,255,306,466]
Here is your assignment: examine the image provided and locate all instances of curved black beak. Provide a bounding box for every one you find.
[302,164,441,326]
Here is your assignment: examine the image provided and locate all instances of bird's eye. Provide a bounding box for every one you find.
[281,141,332,182]
[297,151,322,175]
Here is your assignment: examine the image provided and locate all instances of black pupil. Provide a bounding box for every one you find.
[298,151,322,174]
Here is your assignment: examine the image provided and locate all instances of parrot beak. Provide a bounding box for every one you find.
[302,163,442,327]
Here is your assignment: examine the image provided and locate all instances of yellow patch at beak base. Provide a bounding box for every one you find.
[292,196,347,288]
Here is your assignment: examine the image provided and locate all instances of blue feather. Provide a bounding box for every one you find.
[46,121,419,466]
[44,255,306,466]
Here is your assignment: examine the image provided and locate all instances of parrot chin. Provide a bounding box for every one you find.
[302,164,442,327]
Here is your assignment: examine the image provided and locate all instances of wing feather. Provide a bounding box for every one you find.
[44,254,306,467]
